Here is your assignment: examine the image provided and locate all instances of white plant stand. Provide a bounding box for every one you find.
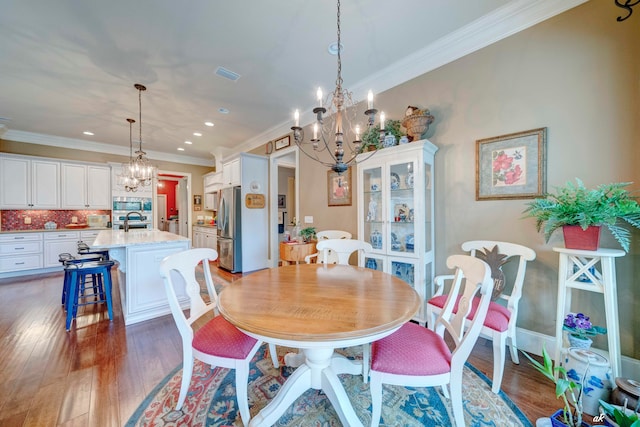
[553,247,625,380]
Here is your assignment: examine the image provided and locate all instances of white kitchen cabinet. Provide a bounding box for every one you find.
[121,241,189,325]
[203,171,222,193]
[0,233,43,273]
[222,158,240,187]
[0,155,60,209]
[61,162,111,209]
[43,231,81,267]
[356,139,438,323]
[193,226,217,249]
[204,192,217,211]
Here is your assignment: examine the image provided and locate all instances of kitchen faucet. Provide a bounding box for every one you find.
[123,211,142,232]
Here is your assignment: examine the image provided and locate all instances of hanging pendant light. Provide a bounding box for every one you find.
[119,118,139,192]
[130,83,156,186]
[291,0,384,174]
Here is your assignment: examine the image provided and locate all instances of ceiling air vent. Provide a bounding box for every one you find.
[215,66,241,82]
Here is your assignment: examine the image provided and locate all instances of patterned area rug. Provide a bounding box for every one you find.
[125,343,532,426]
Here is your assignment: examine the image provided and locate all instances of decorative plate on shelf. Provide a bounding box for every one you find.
[390,172,400,190]
[405,172,414,189]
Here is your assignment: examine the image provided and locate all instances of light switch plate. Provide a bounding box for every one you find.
[304,216,313,224]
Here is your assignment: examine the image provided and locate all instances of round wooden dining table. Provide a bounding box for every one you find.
[218,263,421,427]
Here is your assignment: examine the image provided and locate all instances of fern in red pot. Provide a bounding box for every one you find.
[523,179,640,252]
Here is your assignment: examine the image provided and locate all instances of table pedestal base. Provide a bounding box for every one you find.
[250,347,363,427]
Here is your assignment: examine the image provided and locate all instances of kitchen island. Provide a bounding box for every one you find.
[91,229,190,325]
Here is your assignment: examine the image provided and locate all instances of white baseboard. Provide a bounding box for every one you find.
[515,327,640,380]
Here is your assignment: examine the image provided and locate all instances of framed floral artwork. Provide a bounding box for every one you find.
[327,167,352,206]
[476,127,547,200]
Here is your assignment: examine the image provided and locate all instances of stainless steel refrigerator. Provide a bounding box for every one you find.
[217,186,242,272]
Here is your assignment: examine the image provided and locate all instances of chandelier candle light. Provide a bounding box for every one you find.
[291,0,385,174]
[119,83,156,192]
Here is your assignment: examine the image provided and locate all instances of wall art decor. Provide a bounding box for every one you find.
[327,167,352,206]
[476,127,547,201]
[277,194,286,209]
[275,135,290,150]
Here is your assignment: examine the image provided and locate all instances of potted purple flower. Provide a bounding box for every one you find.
[564,312,607,349]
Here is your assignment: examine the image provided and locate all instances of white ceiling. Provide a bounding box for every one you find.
[0,0,584,166]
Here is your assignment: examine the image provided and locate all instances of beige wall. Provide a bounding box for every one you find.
[0,139,216,223]
[297,1,640,358]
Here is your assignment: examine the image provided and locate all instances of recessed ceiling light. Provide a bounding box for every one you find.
[177,147,185,151]
[83,131,94,136]
[218,107,230,114]
[205,121,214,127]
[193,132,202,136]
[184,140,192,145]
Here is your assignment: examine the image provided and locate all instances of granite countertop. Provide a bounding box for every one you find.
[0,227,110,234]
[92,229,190,249]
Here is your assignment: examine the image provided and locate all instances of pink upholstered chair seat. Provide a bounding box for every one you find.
[371,322,452,376]
[193,315,259,359]
[428,294,511,332]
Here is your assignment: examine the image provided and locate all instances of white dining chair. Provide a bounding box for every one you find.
[304,230,352,264]
[159,248,279,427]
[425,240,536,393]
[369,254,494,427]
[305,238,374,382]
[309,238,371,265]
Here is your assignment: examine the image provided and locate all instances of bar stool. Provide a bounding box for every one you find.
[64,260,115,331]
[77,241,110,260]
[58,252,105,306]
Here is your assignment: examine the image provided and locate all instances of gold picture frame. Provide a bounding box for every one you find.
[327,167,352,206]
[476,127,547,200]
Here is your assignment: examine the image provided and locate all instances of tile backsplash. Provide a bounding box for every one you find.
[1,210,111,231]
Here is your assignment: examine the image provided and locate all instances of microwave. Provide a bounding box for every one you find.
[113,197,152,212]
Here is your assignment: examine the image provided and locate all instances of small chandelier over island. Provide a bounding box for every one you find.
[291,0,385,174]
[118,83,157,192]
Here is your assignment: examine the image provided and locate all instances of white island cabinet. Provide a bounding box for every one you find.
[91,229,190,325]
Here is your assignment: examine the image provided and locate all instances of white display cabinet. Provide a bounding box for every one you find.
[356,139,438,323]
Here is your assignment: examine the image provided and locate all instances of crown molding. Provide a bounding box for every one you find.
[2,129,214,167]
[234,0,588,155]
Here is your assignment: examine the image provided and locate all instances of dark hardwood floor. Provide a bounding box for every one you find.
[0,263,562,426]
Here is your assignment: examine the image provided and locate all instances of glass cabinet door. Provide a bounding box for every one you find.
[362,165,385,252]
[424,162,432,254]
[363,254,384,271]
[389,258,416,288]
[388,161,416,257]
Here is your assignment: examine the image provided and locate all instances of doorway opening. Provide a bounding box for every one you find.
[269,146,299,267]
[156,171,192,238]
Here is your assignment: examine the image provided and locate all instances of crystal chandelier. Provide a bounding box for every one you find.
[291,0,384,174]
[131,84,156,186]
[119,84,156,191]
